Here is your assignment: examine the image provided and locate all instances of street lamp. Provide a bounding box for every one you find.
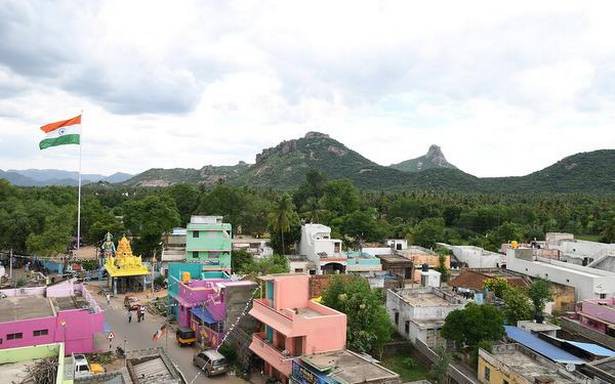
[60,320,67,354]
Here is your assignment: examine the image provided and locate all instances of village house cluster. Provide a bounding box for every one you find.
[2,216,615,384]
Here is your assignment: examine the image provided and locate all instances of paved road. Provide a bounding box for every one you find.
[91,285,246,384]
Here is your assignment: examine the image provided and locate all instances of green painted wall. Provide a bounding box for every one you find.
[0,343,65,383]
[185,222,232,271]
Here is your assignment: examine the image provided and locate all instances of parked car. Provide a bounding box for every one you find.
[176,327,196,347]
[193,349,229,377]
[73,354,104,379]
[124,296,141,311]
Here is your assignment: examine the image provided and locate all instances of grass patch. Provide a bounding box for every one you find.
[381,355,429,382]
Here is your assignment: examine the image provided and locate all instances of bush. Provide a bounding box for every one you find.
[218,342,237,364]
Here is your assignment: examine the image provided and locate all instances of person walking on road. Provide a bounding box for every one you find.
[139,306,146,322]
[128,310,132,323]
[106,293,111,305]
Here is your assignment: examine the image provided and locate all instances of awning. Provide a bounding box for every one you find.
[191,306,217,324]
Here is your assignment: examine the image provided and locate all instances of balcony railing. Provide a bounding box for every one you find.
[249,332,294,375]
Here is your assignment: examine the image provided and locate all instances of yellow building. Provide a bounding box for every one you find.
[104,235,149,294]
[478,344,584,384]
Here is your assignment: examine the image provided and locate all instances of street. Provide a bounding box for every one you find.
[88,282,247,384]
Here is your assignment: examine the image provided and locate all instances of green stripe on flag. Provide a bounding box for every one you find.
[39,134,80,150]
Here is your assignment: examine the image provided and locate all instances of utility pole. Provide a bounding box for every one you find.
[9,248,13,281]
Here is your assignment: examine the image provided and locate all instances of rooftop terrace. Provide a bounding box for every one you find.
[0,296,54,322]
[393,287,466,307]
[482,345,580,384]
[301,350,399,384]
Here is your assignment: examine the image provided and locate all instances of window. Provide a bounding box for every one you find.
[7,333,23,340]
[33,329,48,337]
[193,231,199,238]
[404,321,410,335]
[394,312,399,325]
[192,251,199,258]
[484,366,490,381]
[396,243,402,251]
[600,293,607,299]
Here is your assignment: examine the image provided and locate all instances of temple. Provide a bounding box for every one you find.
[104,235,149,294]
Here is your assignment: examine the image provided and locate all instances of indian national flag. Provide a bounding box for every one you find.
[39,115,81,150]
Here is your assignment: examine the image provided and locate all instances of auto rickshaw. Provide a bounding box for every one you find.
[176,327,196,346]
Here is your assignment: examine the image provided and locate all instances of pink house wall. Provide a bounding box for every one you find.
[0,282,104,354]
[0,309,104,354]
[271,275,310,310]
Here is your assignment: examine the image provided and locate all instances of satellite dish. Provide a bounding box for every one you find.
[565,363,576,372]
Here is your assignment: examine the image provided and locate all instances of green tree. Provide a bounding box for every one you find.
[528,278,552,320]
[483,277,509,298]
[165,183,200,224]
[413,217,445,248]
[231,249,253,273]
[441,303,504,349]
[428,345,451,384]
[26,208,74,256]
[268,193,297,254]
[502,287,533,325]
[320,179,360,216]
[321,275,392,357]
[123,195,181,256]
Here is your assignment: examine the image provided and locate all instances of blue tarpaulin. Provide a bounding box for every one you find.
[504,326,586,364]
[563,340,615,357]
[191,306,217,324]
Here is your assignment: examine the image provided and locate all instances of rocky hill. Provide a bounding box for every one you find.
[390,145,457,173]
[113,134,615,194]
[230,132,409,189]
[122,162,250,187]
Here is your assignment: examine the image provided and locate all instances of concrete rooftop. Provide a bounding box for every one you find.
[489,347,579,384]
[399,291,456,307]
[302,350,398,384]
[0,296,54,322]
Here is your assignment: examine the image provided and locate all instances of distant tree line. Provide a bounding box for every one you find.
[1,170,614,257]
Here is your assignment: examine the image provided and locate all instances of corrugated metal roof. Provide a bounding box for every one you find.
[564,340,615,357]
[504,326,586,365]
[191,306,217,324]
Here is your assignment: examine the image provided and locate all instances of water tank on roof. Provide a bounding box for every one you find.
[421,263,429,272]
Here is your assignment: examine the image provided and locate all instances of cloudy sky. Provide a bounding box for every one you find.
[1,1,614,177]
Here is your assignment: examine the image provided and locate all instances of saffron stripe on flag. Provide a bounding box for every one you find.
[40,115,81,133]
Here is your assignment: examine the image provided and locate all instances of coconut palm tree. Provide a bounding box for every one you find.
[269,193,295,254]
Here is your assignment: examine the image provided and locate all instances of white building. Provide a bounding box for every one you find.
[386,239,408,251]
[299,224,346,274]
[546,232,615,265]
[232,236,273,258]
[506,248,615,301]
[438,243,504,268]
[386,287,467,348]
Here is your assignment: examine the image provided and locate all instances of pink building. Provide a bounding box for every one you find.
[174,278,228,328]
[249,274,347,382]
[0,280,104,354]
[577,297,615,337]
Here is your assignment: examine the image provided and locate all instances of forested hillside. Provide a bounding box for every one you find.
[2,171,614,258]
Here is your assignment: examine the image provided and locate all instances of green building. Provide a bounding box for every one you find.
[185,215,232,273]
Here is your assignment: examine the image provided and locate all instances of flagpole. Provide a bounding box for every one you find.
[77,110,83,250]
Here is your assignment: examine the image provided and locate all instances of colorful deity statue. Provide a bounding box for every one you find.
[101,232,116,257]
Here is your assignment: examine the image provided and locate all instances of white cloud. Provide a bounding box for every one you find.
[0,0,614,177]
